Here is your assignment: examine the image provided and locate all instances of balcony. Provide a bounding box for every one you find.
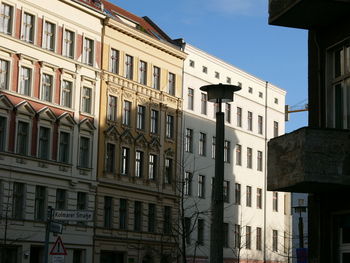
[269,0,350,29]
[267,127,350,193]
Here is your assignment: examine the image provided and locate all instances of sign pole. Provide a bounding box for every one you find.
[44,206,53,263]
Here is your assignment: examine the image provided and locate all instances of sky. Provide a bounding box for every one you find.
[111,0,309,132]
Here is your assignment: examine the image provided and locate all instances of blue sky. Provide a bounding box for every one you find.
[111,0,308,132]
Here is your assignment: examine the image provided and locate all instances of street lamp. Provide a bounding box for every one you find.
[200,83,241,263]
[293,205,307,249]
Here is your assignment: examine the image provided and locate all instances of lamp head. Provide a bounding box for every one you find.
[200,83,241,103]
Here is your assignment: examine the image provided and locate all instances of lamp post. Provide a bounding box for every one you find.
[293,205,307,249]
[200,83,241,263]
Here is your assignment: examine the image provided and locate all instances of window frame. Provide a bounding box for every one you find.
[79,135,91,169]
[83,36,94,66]
[37,125,51,160]
[0,2,14,35]
[42,19,57,52]
[62,28,75,59]
[125,54,133,80]
[58,129,71,164]
[0,58,10,90]
[110,48,119,74]
[21,11,36,43]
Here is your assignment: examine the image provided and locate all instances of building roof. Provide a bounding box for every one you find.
[74,0,176,45]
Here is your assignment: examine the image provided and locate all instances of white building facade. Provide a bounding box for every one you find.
[181,44,291,263]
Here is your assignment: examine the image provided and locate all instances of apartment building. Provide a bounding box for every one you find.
[88,1,187,262]
[0,0,103,262]
[182,44,291,263]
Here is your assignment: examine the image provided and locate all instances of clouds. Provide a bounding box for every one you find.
[205,0,267,16]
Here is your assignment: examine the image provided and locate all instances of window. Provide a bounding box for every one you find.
[185,217,191,244]
[198,175,205,198]
[246,186,252,207]
[248,87,253,94]
[83,38,94,66]
[235,183,241,205]
[148,204,156,232]
[148,154,157,180]
[227,77,231,84]
[135,150,144,178]
[136,60,148,85]
[274,121,279,137]
[104,196,112,228]
[234,224,241,248]
[58,131,70,163]
[61,80,72,108]
[0,116,6,151]
[121,147,130,175]
[0,59,9,90]
[212,136,216,159]
[153,66,160,90]
[63,29,74,58]
[0,3,13,34]
[41,74,53,102]
[202,66,207,73]
[166,115,174,139]
[257,151,263,171]
[107,95,117,121]
[119,198,127,229]
[247,147,252,169]
[168,72,175,95]
[273,230,278,252]
[137,105,145,130]
[81,87,92,114]
[237,107,242,127]
[55,189,66,209]
[125,54,133,80]
[223,180,229,203]
[224,140,230,163]
[106,143,115,173]
[184,172,192,196]
[12,182,25,219]
[259,91,263,98]
[246,226,251,249]
[123,101,131,126]
[185,129,193,153]
[22,12,35,43]
[223,223,229,248]
[199,132,206,156]
[187,88,194,110]
[236,144,242,166]
[189,60,195,67]
[43,21,55,51]
[198,219,204,245]
[163,206,172,234]
[258,115,263,135]
[201,93,207,115]
[273,191,278,212]
[274,97,279,104]
[35,186,46,220]
[110,49,119,74]
[215,71,220,79]
[165,158,172,184]
[134,201,142,231]
[16,121,29,155]
[257,188,262,209]
[19,67,32,95]
[77,192,87,210]
[150,109,159,134]
[256,227,262,250]
[79,137,90,168]
[38,127,50,160]
[238,82,242,88]
[225,103,231,123]
[248,111,253,131]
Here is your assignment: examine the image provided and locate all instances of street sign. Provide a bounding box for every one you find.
[50,221,63,234]
[50,236,67,255]
[52,255,64,263]
[53,210,93,221]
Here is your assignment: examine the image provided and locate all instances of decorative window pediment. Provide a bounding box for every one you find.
[149,136,161,152]
[57,112,76,127]
[79,118,95,132]
[120,129,134,145]
[15,100,36,117]
[135,133,148,147]
[105,125,120,140]
[0,94,14,111]
[164,147,174,158]
[37,107,56,122]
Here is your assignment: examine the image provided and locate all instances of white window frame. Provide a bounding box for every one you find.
[21,10,36,44]
[60,71,75,108]
[81,85,93,115]
[0,2,15,36]
[42,18,57,52]
[82,36,95,66]
[0,56,11,90]
[62,27,75,59]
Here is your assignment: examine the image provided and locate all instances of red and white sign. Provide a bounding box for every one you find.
[50,236,67,255]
